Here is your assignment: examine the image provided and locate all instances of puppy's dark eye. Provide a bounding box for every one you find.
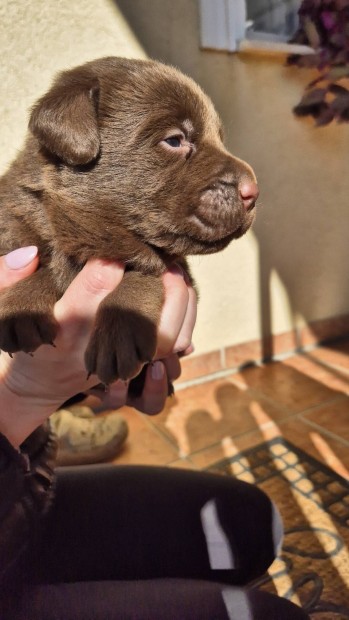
[164,136,182,148]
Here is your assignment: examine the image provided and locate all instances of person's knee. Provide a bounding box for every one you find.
[200,481,284,583]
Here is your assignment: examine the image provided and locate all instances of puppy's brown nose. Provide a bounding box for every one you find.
[239,181,259,210]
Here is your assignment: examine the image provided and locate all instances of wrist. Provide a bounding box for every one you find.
[0,382,57,448]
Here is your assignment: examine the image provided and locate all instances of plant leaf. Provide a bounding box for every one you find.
[293,100,327,118]
[315,106,335,126]
[298,87,328,106]
[304,16,322,49]
[320,11,337,30]
[329,91,349,114]
[328,83,349,95]
[327,65,349,80]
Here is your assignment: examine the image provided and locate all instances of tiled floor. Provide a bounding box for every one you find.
[110,338,349,480]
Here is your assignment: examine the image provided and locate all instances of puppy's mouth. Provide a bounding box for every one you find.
[147,213,252,257]
[188,212,245,242]
[136,183,256,256]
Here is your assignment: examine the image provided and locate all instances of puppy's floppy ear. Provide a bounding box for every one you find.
[29,70,100,166]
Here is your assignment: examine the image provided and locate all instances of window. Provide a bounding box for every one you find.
[199,0,310,54]
[246,0,301,42]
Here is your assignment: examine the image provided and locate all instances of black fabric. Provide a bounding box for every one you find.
[5,579,310,620]
[2,463,309,619]
[0,426,56,580]
[29,465,276,584]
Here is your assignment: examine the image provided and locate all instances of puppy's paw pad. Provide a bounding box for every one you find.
[0,313,58,354]
[85,309,157,384]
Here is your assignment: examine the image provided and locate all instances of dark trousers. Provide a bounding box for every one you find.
[4,465,309,619]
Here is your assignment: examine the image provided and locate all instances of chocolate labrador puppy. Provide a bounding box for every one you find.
[0,57,258,389]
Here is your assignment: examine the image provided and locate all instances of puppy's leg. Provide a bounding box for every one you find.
[0,269,60,353]
[84,271,164,385]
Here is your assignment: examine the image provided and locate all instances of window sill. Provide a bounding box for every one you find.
[238,38,314,58]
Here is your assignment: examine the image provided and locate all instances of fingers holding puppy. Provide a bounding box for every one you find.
[156,265,197,359]
[99,355,181,415]
[0,251,196,419]
[93,265,196,414]
[84,265,196,386]
[123,268,196,415]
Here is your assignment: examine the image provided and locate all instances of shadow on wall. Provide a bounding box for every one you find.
[115,0,349,355]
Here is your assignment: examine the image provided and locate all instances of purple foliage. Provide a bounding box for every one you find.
[287,0,349,124]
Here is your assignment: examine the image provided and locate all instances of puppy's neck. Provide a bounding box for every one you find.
[42,190,173,275]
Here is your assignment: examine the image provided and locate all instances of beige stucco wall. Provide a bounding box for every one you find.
[0,0,146,172]
[1,0,349,358]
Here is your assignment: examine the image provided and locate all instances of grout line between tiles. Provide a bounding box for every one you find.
[320,362,349,377]
[175,340,349,392]
[226,379,348,420]
[175,364,248,391]
[143,392,348,462]
[168,456,199,470]
[289,394,349,417]
[220,347,226,369]
[298,413,349,449]
[140,412,182,453]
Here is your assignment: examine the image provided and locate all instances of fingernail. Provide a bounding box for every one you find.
[151,360,165,380]
[5,246,38,269]
[168,264,185,278]
[180,343,195,357]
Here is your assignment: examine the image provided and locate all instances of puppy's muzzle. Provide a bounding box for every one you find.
[216,175,259,212]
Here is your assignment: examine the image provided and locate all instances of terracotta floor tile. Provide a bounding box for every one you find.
[224,339,263,368]
[308,339,349,372]
[190,427,279,469]
[278,417,349,480]
[229,361,341,413]
[178,350,222,383]
[302,398,349,443]
[284,353,349,395]
[110,407,178,465]
[168,458,196,470]
[299,316,349,347]
[191,417,349,480]
[95,346,349,472]
[148,378,287,457]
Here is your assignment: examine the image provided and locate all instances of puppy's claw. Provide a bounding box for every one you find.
[168,381,175,397]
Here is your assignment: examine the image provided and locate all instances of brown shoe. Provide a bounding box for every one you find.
[50,408,128,466]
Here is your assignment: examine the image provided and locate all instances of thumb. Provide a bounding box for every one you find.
[54,259,125,324]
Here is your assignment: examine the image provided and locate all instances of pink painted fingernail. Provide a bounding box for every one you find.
[181,343,195,357]
[5,246,38,269]
[151,360,165,380]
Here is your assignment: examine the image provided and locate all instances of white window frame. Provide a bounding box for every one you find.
[199,0,246,52]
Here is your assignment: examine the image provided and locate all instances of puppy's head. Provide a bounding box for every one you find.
[30,57,258,257]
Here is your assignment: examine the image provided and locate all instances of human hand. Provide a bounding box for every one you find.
[99,264,197,416]
[0,249,197,446]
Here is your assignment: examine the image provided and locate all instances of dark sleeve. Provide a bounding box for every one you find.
[0,422,57,579]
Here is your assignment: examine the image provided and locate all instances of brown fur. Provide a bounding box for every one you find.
[0,57,257,386]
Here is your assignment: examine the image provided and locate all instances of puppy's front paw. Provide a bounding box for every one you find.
[0,310,58,354]
[84,307,157,385]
